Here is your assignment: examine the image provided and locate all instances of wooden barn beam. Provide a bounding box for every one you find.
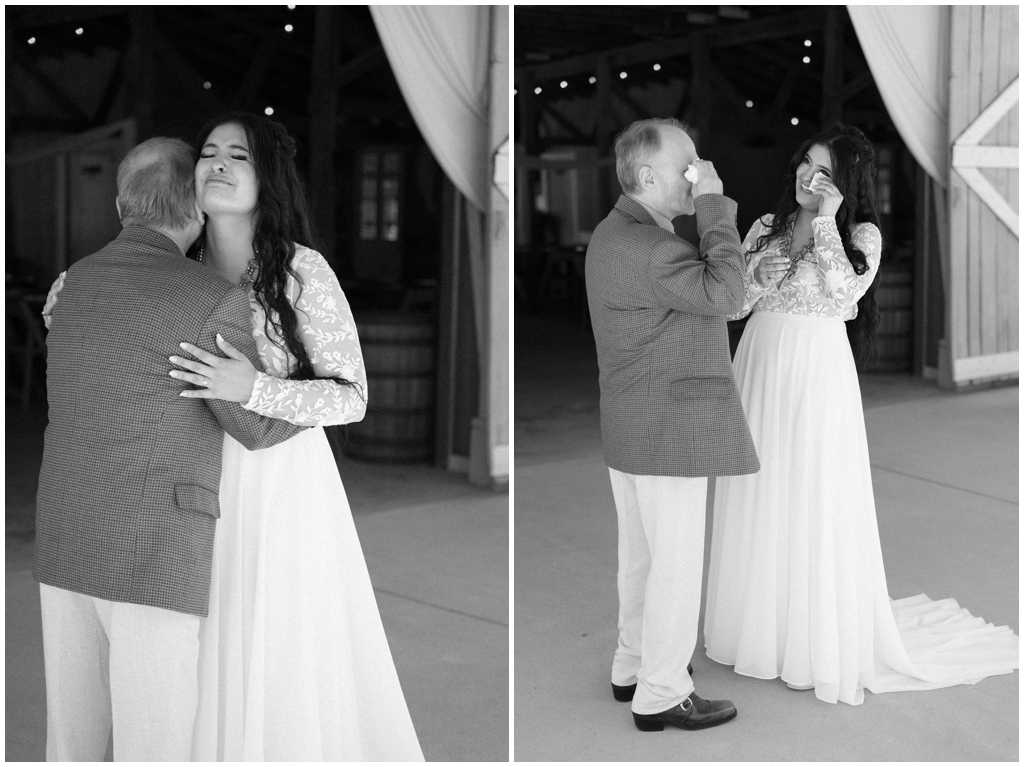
[328,45,388,91]
[151,32,227,113]
[767,64,802,124]
[93,51,124,126]
[232,34,280,109]
[516,7,825,84]
[11,116,90,133]
[837,70,874,104]
[595,54,613,214]
[820,6,844,126]
[309,5,339,259]
[125,8,156,139]
[10,46,90,124]
[610,79,651,123]
[9,6,126,28]
[538,101,589,143]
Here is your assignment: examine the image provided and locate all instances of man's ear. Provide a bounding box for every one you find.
[638,165,656,190]
[193,200,206,225]
[115,197,122,221]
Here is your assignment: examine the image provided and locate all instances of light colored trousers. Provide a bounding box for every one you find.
[607,468,708,715]
[39,584,201,761]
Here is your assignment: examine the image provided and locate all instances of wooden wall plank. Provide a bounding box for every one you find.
[976,7,1002,354]
[997,5,1019,354]
[966,7,984,358]
[948,7,970,362]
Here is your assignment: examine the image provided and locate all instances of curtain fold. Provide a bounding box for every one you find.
[847,6,950,187]
[370,6,490,212]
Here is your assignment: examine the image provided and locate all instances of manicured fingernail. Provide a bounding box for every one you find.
[180,343,188,349]
[169,371,178,377]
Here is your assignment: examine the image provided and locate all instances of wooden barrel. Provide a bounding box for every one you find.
[870,262,914,372]
[345,312,436,462]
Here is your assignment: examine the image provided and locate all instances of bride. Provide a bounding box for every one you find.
[703,123,1018,706]
[51,112,425,760]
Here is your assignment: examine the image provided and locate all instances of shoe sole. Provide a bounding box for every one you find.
[632,709,737,732]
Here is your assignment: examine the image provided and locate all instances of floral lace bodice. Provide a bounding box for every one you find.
[242,245,368,426]
[731,214,881,321]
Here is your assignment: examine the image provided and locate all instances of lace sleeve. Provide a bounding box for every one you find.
[244,248,368,426]
[728,216,773,321]
[811,217,882,309]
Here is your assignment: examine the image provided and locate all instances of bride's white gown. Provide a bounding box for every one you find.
[191,246,423,760]
[704,214,1018,706]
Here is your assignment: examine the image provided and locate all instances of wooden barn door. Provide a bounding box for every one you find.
[943,5,1018,387]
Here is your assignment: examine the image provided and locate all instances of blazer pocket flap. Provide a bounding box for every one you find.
[671,377,735,400]
[174,483,220,519]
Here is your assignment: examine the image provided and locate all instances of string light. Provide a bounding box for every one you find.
[653,63,661,71]
[804,39,812,47]
[560,80,567,89]
[75,28,84,35]
[265,106,275,116]
[791,117,800,126]
[27,37,36,44]
[534,86,542,95]
[588,76,596,84]
[619,71,627,79]
[745,100,753,108]
[802,56,810,64]
[287,4,296,8]
[203,81,212,90]
[284,24,293,32]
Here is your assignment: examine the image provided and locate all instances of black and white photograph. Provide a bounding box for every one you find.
[6,5,508,762]
[514,5,1018,761]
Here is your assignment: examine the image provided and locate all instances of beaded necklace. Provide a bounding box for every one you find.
[777,216,816,282]
[197,241,258,290]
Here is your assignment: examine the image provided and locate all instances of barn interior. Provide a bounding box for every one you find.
[514,5,995,380]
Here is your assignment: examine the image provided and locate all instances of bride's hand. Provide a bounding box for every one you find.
[809,172,843,218]
[170,334,258,403]
[755,255,790,287]
[41,271,67,330]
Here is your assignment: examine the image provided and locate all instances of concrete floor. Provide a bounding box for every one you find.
[5,403,508,762]
[514,308,1019,762]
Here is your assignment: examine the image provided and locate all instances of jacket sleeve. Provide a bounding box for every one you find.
[648,193,746,316]
[242,249,367,426]
[195,287,309,450]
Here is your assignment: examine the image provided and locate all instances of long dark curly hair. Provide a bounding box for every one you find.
[752,123,882,368]
[192,112,361,398]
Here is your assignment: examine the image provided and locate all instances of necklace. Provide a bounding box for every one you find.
[778,216,815,282]
[197,241,258,290]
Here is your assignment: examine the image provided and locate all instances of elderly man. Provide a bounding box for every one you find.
[584,118,760,731]
[35,137,304,760]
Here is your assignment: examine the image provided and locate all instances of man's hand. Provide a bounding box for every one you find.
[691,159,724,198]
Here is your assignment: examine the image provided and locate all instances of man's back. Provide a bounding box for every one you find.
[585,194,759,479]
[36,226,254,616]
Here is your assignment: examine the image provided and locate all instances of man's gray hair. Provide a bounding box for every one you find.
[116,137,197,229]
[614,117,690,194]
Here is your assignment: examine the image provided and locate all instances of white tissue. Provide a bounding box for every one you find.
[809,170,826,190]
[684,164,699,184]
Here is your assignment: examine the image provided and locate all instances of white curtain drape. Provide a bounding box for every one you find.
[370,6,490,212]
[847,6,951,186]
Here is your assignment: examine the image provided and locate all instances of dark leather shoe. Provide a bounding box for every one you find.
[632,692,737,731]
[612,664,693,702]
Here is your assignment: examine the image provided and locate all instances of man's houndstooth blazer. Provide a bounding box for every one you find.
[34,226,305,617]
[585,194,760,478]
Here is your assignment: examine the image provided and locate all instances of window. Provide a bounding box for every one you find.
[358,149,401,242]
